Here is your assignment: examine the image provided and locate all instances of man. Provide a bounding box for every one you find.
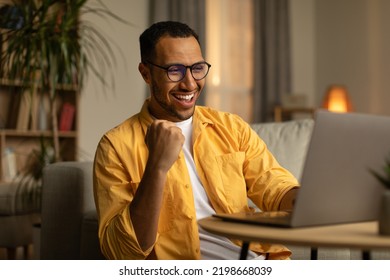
[93,21,299,260]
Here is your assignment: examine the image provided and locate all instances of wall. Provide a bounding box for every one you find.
[291,0,390,115]
[290,0,316,107]
[315,0,390,115]
[79,0,149,160]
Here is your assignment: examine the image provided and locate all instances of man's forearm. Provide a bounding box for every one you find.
[129,166,167,251]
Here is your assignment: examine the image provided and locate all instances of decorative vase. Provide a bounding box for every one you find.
[379,190,390,235]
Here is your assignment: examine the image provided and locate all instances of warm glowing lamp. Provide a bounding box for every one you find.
[322,85,353,113]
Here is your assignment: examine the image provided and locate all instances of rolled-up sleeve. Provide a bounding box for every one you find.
[240,120,299,211]
[93,135,154,259]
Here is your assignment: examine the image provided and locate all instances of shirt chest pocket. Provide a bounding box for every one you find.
[215,152,248,209]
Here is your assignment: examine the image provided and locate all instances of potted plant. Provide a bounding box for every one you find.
[0,0,126,160]
[370,154,390,235]
[0,0,127,207]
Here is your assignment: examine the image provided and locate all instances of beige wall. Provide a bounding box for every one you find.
[315,0,390,115]
[79,0,149,160]
[290,0,316,107]
[291,0,390,115]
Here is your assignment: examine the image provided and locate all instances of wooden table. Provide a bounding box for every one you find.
[198,217,390,259]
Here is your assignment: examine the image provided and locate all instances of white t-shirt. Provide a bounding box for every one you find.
[175,118,264,260]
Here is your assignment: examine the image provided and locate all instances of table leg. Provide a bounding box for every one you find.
[310,247,318,260]
[6,247,17,260]
[362,250,371,260]
[239,242,250,260]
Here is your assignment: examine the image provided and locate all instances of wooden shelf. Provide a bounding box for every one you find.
[0,23,79,182]
[0,81,79,182]
[0,78,79,91]
[0,129,78,138]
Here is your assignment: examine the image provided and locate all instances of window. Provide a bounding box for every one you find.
[205,0,254,122]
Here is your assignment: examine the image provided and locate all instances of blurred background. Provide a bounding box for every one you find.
[80,0,390,160]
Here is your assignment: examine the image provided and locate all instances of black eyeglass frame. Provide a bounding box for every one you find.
[145,60,211,82]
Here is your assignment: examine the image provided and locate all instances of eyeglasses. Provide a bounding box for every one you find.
[146,61,211,82]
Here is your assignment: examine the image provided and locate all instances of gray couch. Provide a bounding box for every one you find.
[40,161,104,259]
[39,118,389,259]
[0,182,40,259]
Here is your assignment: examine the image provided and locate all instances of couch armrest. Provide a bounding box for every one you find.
[40,161,95,259]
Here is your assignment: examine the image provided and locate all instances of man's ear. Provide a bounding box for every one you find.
[138,63,151,84]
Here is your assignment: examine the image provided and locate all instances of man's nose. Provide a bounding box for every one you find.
[179,69,197,89]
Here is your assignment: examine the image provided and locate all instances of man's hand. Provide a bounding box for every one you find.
[145,120,185,173]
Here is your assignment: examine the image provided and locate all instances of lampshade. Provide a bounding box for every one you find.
[322,85,353,113]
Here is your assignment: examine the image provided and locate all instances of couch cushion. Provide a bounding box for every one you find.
[0,182,39,215]
[251,119,314,180]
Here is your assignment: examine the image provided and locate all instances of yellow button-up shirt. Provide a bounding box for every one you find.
[93,99,299,260]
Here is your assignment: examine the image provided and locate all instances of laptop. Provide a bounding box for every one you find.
[213,110,390,228]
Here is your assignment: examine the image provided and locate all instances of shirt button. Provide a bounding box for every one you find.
[185,184,190,189]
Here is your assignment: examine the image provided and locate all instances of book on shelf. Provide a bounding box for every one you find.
[59,102,75,131]
[0,32,9,78]
[16,89,31,131]
[0,86,11,129]
[6,90,21,129]
[37,93,50,131]
[29,88,39,131]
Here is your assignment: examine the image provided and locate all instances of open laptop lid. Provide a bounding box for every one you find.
[290,110,390,227]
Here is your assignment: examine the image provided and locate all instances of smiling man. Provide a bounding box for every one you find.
[93,21,299,260]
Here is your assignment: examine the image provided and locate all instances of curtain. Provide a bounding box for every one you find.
[252,0,291,122]
[149,0,207,105]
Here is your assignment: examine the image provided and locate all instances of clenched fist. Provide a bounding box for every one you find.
[145,120,185,173]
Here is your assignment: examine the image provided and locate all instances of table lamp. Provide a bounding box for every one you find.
[322,85,353,113]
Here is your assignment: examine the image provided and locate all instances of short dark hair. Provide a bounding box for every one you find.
[139,21,200,63]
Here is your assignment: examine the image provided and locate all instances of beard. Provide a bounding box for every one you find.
[150,79,198,121]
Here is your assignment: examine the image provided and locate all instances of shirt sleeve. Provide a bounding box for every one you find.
[93,135,155,259]
[239,120,299,211]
